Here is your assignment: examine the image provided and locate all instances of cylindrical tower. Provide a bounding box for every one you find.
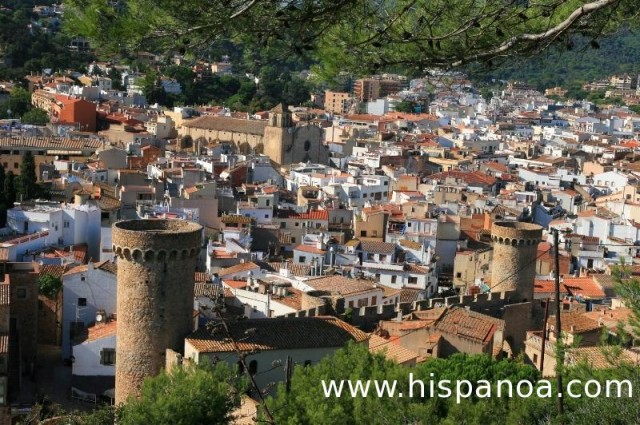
[112,219,202,404]
[490,221,543,302]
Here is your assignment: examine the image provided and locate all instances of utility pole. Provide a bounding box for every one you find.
[539,298,549,375]
[553,229,564,420]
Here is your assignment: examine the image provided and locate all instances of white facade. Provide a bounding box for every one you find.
[61,263,117,358]
[72,333,116,377]
[7,202,101,260]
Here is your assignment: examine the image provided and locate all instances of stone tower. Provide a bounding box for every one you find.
[490,221,543,302]
[112,219,202,404]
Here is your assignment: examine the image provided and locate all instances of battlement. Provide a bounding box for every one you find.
[112,219,202,261]
[491,221,543,246]
[277,290,520,327]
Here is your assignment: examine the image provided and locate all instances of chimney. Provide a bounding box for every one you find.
[243,304,252,318]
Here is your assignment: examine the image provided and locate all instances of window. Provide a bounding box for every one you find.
[391,276,397,284]
[291,237,296,243]
[456,272,462,278]
[16,288,27,299]
[280,222,286,229]
[64,221,70,228]
[13,163,18,169]
[367,253,374,261]
[371,296,377,305]
[348,301,354,308]
[316,223,321,229]
[357,298,368,307]
[266,200,270,206]
[264,214,269,218]
[77,298,87,307]
[80,276,86,282]
[299,256,306,263]
[249,360,258,375]
[533,353,538,364]
[360,231,367,237]
[100,348,116,365]
[375,273,380,280]
[304,360,312,367]
[408,277,418,284]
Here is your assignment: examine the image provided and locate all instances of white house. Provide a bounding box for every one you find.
[71,320,116,400]
[6,201,101,261]
[184,317,368,392]
[61,261,117,359]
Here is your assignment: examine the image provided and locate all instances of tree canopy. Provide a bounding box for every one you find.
[63,0,640,79]
[38,273,62,299]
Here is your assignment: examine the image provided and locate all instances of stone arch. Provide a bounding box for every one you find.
[189,247,197,257]
[157,250,167,261]
[123,248,132,261]
[511,239,517,246]
[132,249,142,261]
[504,238,510,245]
[181,249,189,259]
[144,250,155,262]
[498,237,504,244]
[169,250,178,261]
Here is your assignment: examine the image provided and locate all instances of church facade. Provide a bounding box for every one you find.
[180,105,328,166]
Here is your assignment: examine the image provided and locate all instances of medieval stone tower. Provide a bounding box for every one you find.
[490,221,543,303]
[112,219,202,404]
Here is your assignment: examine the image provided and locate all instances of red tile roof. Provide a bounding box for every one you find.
[186,317,368,353]
[563,276,606,299]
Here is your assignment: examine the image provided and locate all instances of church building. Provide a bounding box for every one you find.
[180,104,328,166]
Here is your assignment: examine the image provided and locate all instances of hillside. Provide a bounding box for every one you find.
[482,30,640,91]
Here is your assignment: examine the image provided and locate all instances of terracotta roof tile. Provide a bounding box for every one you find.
[217,262,260,278]
[549,312,602,334]
[359,240,396,254]
[563,276,606,299]
[293,244,326,255]
[369,334,418,364]
[304,275,379,296]
[75,321,117,344]
[566,347,640,369]
[185,317,368,353]
[435,306,504,343]
[182,116,267,135]
[221,215,253,224]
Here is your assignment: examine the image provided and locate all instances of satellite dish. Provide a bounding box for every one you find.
[96,313,104,322]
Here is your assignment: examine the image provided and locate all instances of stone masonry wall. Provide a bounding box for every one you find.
[112,220,202,405]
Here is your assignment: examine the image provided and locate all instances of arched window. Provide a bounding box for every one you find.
[249,360,258,375]
[304,140,311,151]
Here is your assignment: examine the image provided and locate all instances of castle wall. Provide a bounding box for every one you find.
[112,220,202,404]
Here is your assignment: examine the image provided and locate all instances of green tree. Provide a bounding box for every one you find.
[63,0,640,79]
[0,86,31,118]
[4,171,16,207]
[18,150,37,201]
[117,360,243,425]
[20,108,49,125]
[39,273,62,299]
[395,99,418,113]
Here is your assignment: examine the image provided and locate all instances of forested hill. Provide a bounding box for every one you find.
[482,31,640,91]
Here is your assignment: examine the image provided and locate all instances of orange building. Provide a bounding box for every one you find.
[52,95,97,131]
